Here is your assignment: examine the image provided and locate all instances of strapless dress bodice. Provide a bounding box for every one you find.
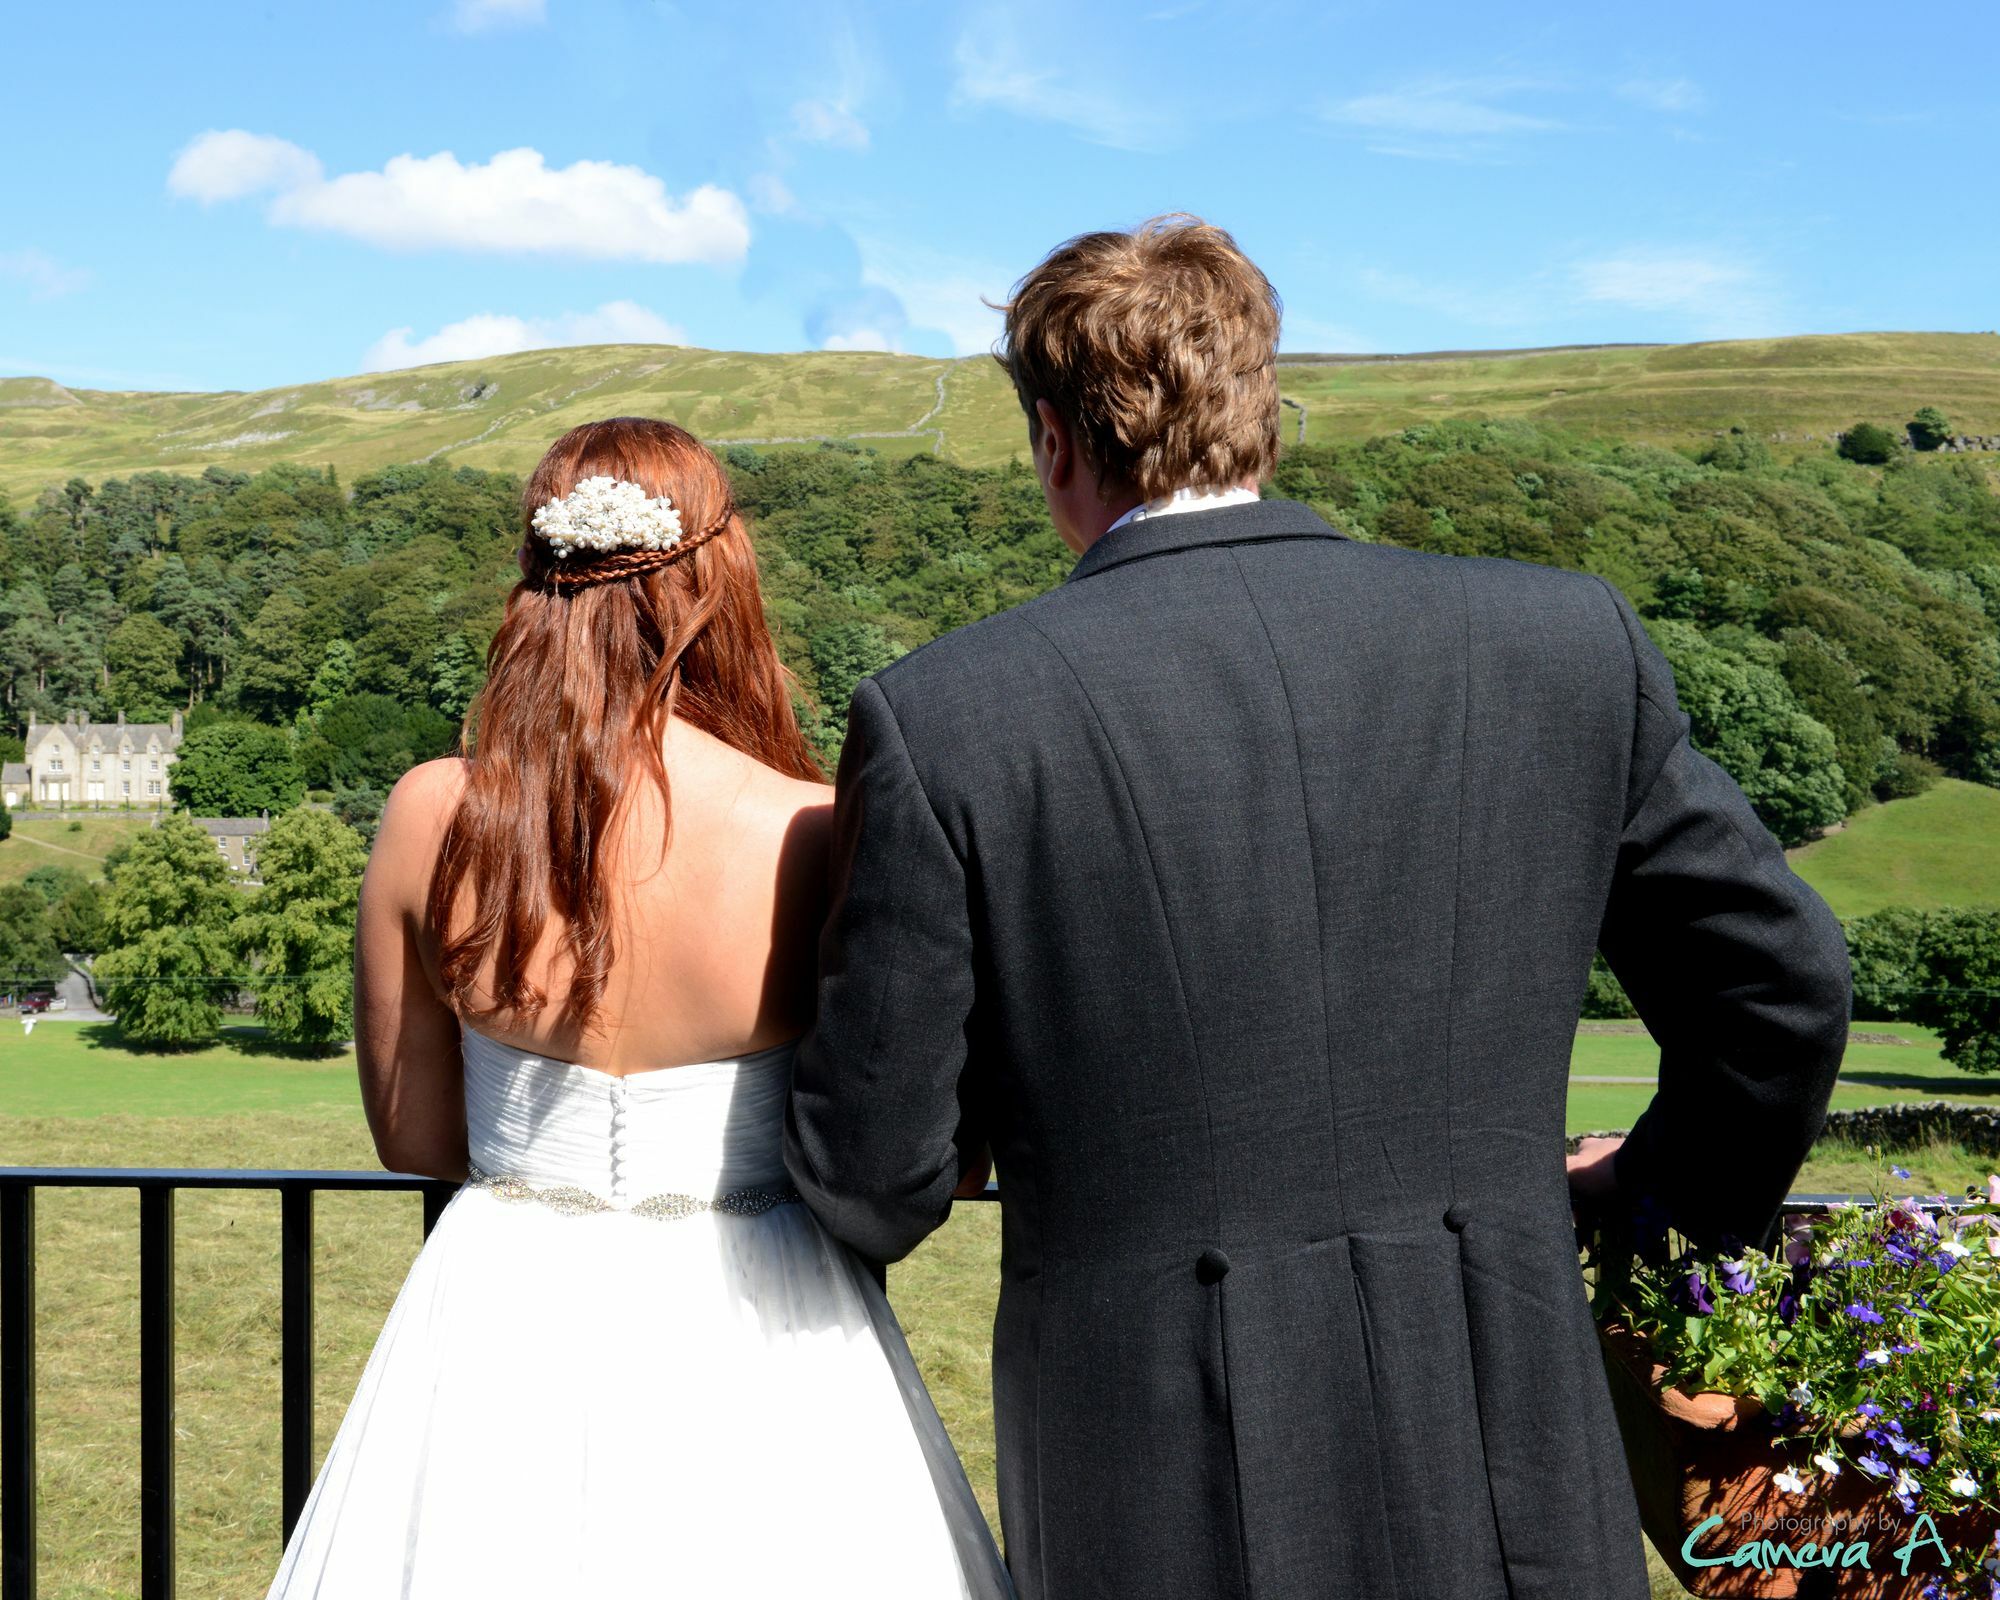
[460,1026,797,1203]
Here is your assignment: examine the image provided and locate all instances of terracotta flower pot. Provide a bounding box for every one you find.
[1598,1320,1997,1599]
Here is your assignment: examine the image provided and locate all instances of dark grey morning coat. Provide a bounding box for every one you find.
[785,497,1852,1600]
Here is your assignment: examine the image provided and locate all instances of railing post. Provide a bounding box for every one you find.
[280,1186,314,1541]
[2,1182,35,1600]
[421,1182,452,1240]
[138,1184,174,1600]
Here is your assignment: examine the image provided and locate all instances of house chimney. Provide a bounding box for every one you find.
[117,709,125,727]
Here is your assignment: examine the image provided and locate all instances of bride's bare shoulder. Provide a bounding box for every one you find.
[366,758,472,897]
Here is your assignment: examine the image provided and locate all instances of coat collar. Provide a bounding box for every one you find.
[1064,497,1349,584]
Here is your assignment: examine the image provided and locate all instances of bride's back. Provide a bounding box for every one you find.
[389,725,831,1073]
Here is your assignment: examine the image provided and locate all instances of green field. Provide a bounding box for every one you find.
[0,811,159,888]
[7,330,1998,502]
[1787,779,2000,917]
[2,1020,1991,1598]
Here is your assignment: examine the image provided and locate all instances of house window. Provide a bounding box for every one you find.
[147,780,161,797]
[149,757,160,772]
[122,759,131,773]
[122,781,131,797]
[48,756,63,772]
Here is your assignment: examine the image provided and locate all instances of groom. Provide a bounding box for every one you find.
[785,216,1851,1599]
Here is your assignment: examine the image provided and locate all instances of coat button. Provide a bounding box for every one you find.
[1443,1203,1472,1233]
[1195,1248,1231,1285]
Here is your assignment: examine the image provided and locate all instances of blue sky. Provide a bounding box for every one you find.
[2,0,1992,392]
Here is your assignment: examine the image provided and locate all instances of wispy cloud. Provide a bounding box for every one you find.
[856,240,1010,357]
[1571,248,1776,335]
[451,0,544,33]
[363,300,684,371]
[1617,77,1704,114]
[0,249,91,300]
[792,97,869,149]
[169,131,750,266]
[1326,79,1562,138]
[951,10,1170,152]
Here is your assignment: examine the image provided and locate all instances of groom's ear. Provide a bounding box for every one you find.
[1033,398,1076,492]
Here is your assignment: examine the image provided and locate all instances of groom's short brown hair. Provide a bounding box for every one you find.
[995,214,1282,502]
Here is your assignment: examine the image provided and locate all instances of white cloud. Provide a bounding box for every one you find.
[1573,250,1756,315]
[1324,78,1562,138]
[168,130,323,203]
[791,98,869,149]
[821,329,896,353]
[363,300,686,371]
[452,0,544,31]
[1618,77,1704,114]
[951,12,1169,152]
[168,132,750,266]
[746,173,797,215]
[0,249,90,300]
[858,251,1006,358]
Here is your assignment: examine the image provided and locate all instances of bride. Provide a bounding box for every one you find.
[268,417,1012,1597]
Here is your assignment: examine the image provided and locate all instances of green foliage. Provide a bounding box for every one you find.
[102,613,185,718]
[330,785,387,845]
[0,803,9,843]
[169,719,305,816]
[298,694,455,790]
[1648,619,1847,845]
[1909,406,1953,452]
[1838,422,1901,464]
[0,883,64,987]
[1845,907,2000,1072]
[231,808,368,1049]
[1581,953,1638,1018]
[94,814,239,1046]
[1877,749,1944,801]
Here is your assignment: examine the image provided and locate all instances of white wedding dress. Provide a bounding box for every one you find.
[269,1027,1012,1597]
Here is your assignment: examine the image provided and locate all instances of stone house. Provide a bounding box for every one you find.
[190,813,272,877]
[18,710,184,808]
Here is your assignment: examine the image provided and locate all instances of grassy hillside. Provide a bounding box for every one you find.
[1787,779,2000,916]
[1277,331,2000,452]
[0,811,155,887]
[6,331,1999,502]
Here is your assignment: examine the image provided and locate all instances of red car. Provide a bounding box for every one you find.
[18,994,53,1015]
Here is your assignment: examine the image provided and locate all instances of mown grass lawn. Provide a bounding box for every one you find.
[0,812,158,888]
[1,1019,1990,1598]
[1787,779,2000,917]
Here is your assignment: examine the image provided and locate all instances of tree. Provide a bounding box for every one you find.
[428,632,484,719]
[233,593,314,719]
[1908,406,1953,452]
[0,885,64,989]
[1914,910,2000,1074]
[94,815,240,1045]
[103,614,186,718]
[0,802,10,843]
[232,807,369,1049]
[806,623,905,757]
[169,720,305,815]
[25,864,108,956]
[1649,620,1847,846]
[1837,423,1901,465]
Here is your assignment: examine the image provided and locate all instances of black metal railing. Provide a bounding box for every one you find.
[0,1175,1955,1599]
[0,1168,455,1600]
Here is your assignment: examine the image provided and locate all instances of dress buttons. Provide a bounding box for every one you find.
[1443,1203,1472,1233]
[1195,1248,1231,1285]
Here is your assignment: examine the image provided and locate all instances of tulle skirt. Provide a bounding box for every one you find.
[268,1183,1010,1597]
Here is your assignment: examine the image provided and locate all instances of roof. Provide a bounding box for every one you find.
[27,719,178,751]
[1,762,26,786]
[191,816,271,836]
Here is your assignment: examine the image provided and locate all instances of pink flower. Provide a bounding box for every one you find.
[1987,1174,2000,1205]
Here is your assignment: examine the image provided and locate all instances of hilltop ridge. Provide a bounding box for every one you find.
[4,331,1998,500]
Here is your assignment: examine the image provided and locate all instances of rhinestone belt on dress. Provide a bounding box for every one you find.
[464,1158,801,1220]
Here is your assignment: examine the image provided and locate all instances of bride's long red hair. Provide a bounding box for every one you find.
[429,417,822,1033]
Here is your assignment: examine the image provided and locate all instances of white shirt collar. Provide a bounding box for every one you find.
[1104,484,1261,537]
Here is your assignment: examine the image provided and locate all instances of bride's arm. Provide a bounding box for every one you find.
[353,761,470,1182]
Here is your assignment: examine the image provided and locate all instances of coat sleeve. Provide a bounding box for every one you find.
[783,673,980,1265]
[1595,581,1852,1255]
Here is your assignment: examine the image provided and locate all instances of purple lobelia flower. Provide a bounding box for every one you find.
[1680,1269,1715,1314]
[1846,1302,1886,1324]
[1858,1403,1885,1418]
[1720,1258,1756,1294]
[1778,1290,1800,1326]
[1858,1451,1891,1475]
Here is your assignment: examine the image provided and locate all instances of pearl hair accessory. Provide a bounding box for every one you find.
[530,475,685,562]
